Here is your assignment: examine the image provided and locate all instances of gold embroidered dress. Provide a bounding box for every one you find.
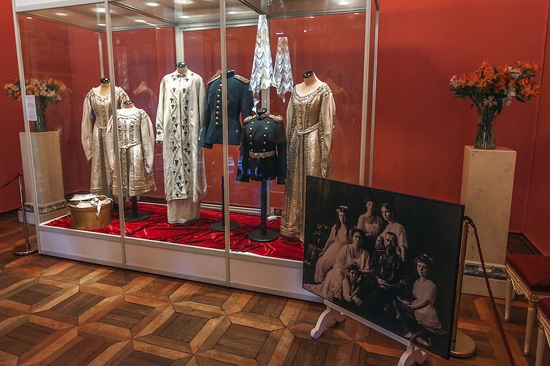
[81,86,129,195]
[281,82,335,240]
[106,107,156,199]
[156,70,207,223]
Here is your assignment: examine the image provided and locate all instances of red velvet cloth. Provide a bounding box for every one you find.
[46,203,304,261]
[506,254,550,292]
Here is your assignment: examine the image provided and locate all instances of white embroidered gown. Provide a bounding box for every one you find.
[280,82,335,240]
[106,107,156,199]
[156,70,207,223]
[81,86,129,195]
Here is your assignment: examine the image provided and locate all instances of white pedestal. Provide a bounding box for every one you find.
[19,131,69,224]
[460,146,516,298]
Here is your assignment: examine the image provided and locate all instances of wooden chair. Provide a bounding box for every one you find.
[536,298,550,366]
[505,254,550,355]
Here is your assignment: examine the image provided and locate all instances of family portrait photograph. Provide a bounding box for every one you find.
[303,177,465,359]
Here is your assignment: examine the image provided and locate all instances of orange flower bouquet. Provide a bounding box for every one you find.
[449,60,541,149]
[4,78,64,132]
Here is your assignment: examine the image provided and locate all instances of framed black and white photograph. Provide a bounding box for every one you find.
[303,177,465,359]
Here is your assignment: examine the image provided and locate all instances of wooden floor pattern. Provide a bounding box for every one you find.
[0,212,549,365]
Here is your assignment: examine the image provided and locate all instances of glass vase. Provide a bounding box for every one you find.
[34,97,47,132]
[474,109,496,150]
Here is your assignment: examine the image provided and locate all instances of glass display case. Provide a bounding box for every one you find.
[12,0,379,300]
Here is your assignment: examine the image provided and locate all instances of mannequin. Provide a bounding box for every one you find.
[156,63,207,224]
[176,61,188,74]
[98,77,111,96]
[237,107,286,184]
[201,69,253,147]
[296,70,323,95]
[82,77,129,196]
[280,70,336,241]
[237,107,287,242]
[106,99,156,220]
[123,100,135,108]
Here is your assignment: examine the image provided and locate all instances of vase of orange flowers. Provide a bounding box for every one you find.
[4,78,63,132]
[450,60,541,149]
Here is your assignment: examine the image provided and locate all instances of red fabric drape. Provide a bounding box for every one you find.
[46,203,303,261]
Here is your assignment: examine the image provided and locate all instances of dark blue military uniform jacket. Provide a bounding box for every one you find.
[237,110,287,184]
[200,71,254,148]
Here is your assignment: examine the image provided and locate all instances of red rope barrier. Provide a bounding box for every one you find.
[0,173,21,190]
[465,216,515,366]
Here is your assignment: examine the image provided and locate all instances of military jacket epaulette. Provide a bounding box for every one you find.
[269,114,283,123]
[207,73,221,84]
[234,75,250,83]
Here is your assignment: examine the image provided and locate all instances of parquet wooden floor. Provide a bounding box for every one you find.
[0,211,549,365]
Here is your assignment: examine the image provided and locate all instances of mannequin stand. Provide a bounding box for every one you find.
[124,196,149,222]
[248,180,278,242]
[210,177,240,231]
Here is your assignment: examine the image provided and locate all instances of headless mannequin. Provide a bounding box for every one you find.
[248,105,280,242]
[119,100,150,221]
[97,77,111,96]
[296,70,323,96]
[176,61,188,74]
[120,100,137,114]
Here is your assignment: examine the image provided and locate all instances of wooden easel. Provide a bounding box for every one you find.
[310,300,427,365]
[310,220,475,364]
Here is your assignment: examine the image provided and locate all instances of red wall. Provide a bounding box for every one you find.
[0,0,24,211]
[374,0,547,235]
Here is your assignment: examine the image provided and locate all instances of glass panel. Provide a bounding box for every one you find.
[115,0,257,27]
[225,11,367,250]
[270,13,366,187]
[243,0,367,17]
[228,13,366,211]
[111,27,175,204]
[184,27,223,205]
[23,2,173,31]
[17,12,108,226]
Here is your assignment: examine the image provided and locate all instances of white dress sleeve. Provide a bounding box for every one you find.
[141,110,155,176]
[155,76,167,143]
[81,91,94,161]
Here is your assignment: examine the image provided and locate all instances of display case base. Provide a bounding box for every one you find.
[18,206,70,225]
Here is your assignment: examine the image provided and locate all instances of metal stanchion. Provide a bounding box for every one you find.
[13,172,37,256]
[450,220,476,357]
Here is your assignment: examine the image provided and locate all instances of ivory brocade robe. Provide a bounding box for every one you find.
[156,70,207,223]
[106,108,156,199]
[81,86,129,195]
[280,82,335,240]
